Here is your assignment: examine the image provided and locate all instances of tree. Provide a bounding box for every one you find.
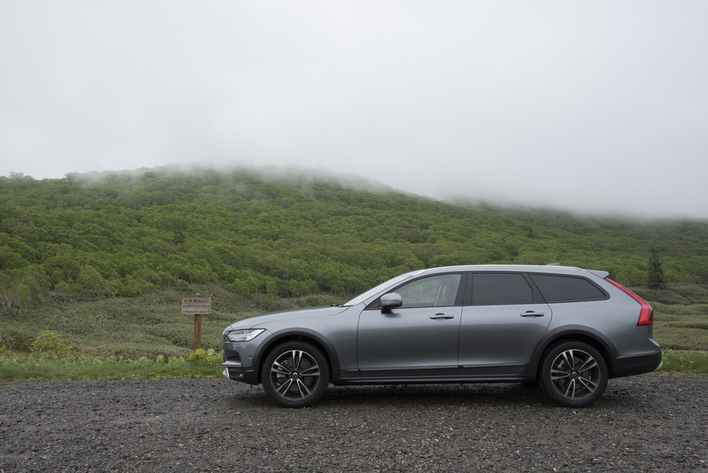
[77,265,105,295]
[647,249,667,290]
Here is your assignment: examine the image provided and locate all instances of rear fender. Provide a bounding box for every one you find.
[524,325,618,379]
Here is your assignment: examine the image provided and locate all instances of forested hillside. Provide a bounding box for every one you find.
[1,167,707,313]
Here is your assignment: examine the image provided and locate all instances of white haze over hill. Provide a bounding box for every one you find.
[1,1,707,219]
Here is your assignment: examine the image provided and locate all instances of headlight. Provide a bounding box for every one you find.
[226,329,265,342]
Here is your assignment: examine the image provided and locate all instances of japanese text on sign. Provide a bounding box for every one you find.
[182,297,212,315]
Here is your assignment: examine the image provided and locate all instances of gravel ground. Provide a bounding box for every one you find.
[0,373,706,472]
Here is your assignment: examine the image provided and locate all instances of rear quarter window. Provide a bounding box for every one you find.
[530,274,608,303]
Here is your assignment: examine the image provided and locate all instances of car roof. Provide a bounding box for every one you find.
[417,264,609,279]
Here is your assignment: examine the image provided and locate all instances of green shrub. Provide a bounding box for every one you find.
[670,285,708,304]
[632,288,689,305]
[249,293,292,312]
[294,294,343,308]
[144,324,194,348]
[188,348,222,364]
[1,328,36,351]
[30,330,71,360]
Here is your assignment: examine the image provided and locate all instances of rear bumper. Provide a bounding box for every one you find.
[612,351,663,378]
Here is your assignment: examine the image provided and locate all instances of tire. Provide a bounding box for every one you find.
[539,341,608,408]
[261,341,330,408]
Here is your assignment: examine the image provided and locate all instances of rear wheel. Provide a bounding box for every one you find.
[540,341,608,407]
[261,341,330,408]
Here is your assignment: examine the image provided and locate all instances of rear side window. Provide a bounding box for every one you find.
[530,274,608,303]
[472,273,534,305]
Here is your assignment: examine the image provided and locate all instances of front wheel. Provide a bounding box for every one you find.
[261,341,330,408]
[540,341,608,408]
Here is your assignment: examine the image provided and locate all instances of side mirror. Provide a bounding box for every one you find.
[380,293,402,314]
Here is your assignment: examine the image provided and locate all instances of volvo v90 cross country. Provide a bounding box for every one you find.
[223,265,661,408]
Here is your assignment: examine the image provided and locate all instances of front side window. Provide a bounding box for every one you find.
[472,273,534,305]
[394,274,462,308]
[345,270,424,306]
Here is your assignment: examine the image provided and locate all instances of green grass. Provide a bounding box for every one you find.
[638,284,708,353]
[660,350,708,375]
[0,355,223,382]
[0,286,343,360]
[652,303,708,351]
[0,328,225,381]
[0,285,343,381]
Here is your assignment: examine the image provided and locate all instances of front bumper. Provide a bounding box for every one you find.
[222,334,265,385]
[222,359,259,384]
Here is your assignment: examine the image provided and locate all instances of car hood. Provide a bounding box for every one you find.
[224,306,350,332]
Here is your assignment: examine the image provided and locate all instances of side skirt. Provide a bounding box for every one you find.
[332,375,533,386]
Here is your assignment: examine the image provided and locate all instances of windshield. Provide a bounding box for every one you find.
[343,270,424,306]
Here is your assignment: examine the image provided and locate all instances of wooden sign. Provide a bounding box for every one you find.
[182,297,212,315]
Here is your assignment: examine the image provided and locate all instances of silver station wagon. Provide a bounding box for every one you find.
[223,265,662,408]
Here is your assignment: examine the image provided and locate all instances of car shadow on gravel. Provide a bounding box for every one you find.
[325,383,550,406]
[222,379,654,411]
[224,382,564,409]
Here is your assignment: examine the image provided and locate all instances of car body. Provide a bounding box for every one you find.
[222,264,662,407]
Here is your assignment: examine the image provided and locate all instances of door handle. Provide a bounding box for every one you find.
[430,313,455,320]
[520,311,545,317]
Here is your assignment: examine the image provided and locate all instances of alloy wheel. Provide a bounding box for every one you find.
[267,348,323,403]
[549,348,601,401]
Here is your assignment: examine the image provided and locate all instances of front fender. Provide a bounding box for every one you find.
[251,328,343,383]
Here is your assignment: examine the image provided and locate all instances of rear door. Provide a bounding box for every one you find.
[357,273,463,377]
[458,272,551,376]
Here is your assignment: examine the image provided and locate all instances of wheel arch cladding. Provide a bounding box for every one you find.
[539,333,616,378]
[256,332,338,384]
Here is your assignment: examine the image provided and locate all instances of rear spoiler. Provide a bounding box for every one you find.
[589,270,610,279]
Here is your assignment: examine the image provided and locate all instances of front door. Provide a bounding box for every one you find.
[357,273,463,377]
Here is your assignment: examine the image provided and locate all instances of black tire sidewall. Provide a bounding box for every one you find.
[540,341,608,408]
[261,341,330,408]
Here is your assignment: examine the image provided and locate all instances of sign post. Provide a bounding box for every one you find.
[181,293,212,351]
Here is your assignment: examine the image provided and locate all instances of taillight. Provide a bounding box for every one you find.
[607,279,654,326]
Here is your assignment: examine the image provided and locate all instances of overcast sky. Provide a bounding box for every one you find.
[1,1,707,219]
